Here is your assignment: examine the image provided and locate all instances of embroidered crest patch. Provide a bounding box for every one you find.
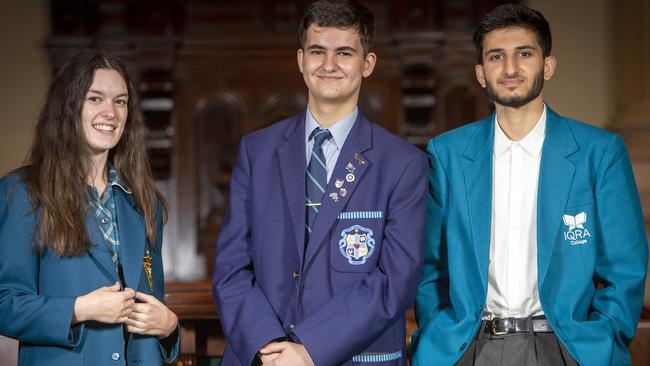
[339,225,375,265]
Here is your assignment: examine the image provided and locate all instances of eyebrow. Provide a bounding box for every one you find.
[87,89,129,98]
[485,45,536,54]
[306,44,358,53]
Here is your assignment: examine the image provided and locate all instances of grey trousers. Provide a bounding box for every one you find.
[455,321,579,366]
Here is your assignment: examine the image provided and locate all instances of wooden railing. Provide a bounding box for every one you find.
[165,281,224,366]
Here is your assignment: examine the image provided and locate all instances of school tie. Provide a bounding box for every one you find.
[305,127,332,239]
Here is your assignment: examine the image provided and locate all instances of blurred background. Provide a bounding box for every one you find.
[0,0,648,365]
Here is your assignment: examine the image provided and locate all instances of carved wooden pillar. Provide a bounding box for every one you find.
[608,0,650,307]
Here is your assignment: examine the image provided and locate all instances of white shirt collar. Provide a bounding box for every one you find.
[494,104,547,159]
[305,106,357,150]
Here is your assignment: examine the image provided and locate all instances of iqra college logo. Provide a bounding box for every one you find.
[562,212,591,245]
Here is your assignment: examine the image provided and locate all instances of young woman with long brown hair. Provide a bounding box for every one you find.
[0,49,179,365]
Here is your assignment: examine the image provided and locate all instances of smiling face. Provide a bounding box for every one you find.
[80,68,129,161]
[475,26,556,108]
[297,25,376,111]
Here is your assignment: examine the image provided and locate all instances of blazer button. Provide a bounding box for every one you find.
[289,323,295,329]
[111,352,120,361]
[459,343,466,352]
[292,271,299,280]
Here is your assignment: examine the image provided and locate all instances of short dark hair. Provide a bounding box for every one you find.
[473,4,552,64]
[299,0,375,54]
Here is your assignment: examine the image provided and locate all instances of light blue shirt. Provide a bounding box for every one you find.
[305,106,357,183]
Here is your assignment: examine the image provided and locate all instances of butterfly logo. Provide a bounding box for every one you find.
[562,212,586,231]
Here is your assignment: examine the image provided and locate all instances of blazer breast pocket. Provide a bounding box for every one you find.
[331,212,384,273]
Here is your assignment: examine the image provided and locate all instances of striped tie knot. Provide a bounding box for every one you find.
[310,127,332,147]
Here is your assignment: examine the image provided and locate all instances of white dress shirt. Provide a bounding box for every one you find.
[305,106,357,183]
[485,105,547,319]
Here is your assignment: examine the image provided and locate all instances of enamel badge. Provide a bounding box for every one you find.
[339,225,375,265]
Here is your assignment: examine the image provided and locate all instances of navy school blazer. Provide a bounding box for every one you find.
[213,111,428,366]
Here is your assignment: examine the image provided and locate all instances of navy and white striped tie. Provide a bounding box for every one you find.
[305,127,332,239]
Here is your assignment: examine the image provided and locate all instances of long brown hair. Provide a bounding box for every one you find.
[23,49,167,257]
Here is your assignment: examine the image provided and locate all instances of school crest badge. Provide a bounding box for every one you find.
[339,225,375,265]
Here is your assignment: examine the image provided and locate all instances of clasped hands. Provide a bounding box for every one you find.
[259,341,315,366]
[72,282,177,339]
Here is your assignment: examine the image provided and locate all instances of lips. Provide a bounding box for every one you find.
[499,78,524,88]
[316,75,343,81]
[92,123,116,132]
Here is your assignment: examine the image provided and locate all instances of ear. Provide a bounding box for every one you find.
[362,52,377,78]
[543,55,557,80]
[475,64,486,88]
[297,49,304,74]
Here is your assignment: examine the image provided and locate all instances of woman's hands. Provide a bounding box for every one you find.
[72,283,178,339]
[125,291,178,339]
[73,282,135,324]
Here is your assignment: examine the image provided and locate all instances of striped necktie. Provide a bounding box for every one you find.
[305,127,332,239]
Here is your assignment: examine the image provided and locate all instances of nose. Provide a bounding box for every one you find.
[322,52,337,72]
[101,103,116,119]
[504,56,518,77]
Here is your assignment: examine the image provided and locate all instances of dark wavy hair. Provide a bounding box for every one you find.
[473,4,552,64]
[299,0,375,55]
[23,49,167,257]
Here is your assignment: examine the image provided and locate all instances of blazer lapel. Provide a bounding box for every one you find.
[463,117,494,291]
[536,108,578,285]
[277,115,308,263]
[114,190,146,290]
[87,215,120,283]
[304,115,373,268]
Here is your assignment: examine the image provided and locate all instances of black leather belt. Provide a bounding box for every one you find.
[484,316,553,336]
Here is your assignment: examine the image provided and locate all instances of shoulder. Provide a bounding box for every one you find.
[369,122,425,164]
[0,170,35,226]
[240,114,303,153]
[0,170,32,208]
[558,115,620,148]
[428,117,491,158]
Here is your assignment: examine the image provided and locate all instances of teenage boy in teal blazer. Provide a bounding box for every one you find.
[411,4,648,366]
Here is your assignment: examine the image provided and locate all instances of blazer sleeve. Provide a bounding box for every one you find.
[0,176,83,347]
[590,134,648,361]
[212,138,287,366]
[413,139,451,330]
[289,152,428,366]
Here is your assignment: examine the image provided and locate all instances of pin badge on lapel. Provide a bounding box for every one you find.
[143,249,153,291]
[339,187,348,197]
[346,173,355,182]
[335,178,344,188]
[346,162,355,173]
[354,153,366,165]
[329,192,339,202]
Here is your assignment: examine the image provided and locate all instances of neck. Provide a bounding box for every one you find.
[308,96,358,127]
[88,152,109,195]
[494,96,545,141]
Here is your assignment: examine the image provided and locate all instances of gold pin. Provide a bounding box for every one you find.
[339,187,348,197]
[354,153,366,165]
[143,249,153,291]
